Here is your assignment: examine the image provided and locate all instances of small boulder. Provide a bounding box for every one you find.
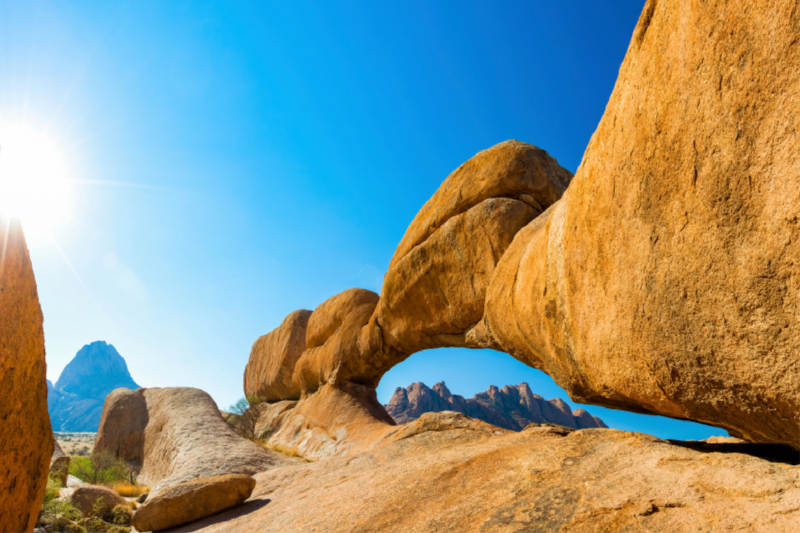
[131,473,256,531]
[70,485,126,518]
[50,440,71,487]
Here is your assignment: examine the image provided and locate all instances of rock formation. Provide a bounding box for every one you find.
[94,387,148,463]
[90,1,800,531]
[96,386,294,528]
[386,381,607,430]
[0,218,54,533]
[241,0,799,449]
[48,341,141,431]
[49,439,70,487]
[98,387,293,491]
[482,0,800,449]
[173,416,800,533]
[132,474,256,532]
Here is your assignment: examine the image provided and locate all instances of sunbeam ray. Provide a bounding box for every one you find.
[47,232,108,320]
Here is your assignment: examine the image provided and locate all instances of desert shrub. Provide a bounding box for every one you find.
[70,451,131,485]
[103,504,133,526]
[39,476,83,530]
[227,397,250,415]
[111,482,149,498]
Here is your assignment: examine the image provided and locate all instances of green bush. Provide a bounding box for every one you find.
[69,451,130,485]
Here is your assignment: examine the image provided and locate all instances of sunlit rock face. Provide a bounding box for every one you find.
[484,0,800,447]
[0,218,54,533]
[48,341,140,431]
[386,381,607,431]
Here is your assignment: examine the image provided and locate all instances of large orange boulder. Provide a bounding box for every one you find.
[94,387,148,463]
[0,218,54,533]
[485,0,800,447]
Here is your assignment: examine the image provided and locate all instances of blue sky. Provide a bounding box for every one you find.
[0,1,725,440]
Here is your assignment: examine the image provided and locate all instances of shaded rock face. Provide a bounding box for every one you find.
[132,474,256,532]
[386,381,607,431]
[94,387,148,463]
[49,341,141,431]
[0,218,54,533]
[173,421,800,533]
[242,0,799,449]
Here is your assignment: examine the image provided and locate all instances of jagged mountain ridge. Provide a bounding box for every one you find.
[386,381,607,431]
[48,341,140,431]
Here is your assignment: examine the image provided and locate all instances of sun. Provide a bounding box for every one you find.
[0,123,72,243]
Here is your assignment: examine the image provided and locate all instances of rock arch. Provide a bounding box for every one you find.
[246,89,799,451]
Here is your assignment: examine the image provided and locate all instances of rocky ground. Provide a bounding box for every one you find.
[157,414,800,533]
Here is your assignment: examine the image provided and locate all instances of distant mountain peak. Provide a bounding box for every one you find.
[49,341,140,432]
[55,341,138,395]
[386,381,607,431]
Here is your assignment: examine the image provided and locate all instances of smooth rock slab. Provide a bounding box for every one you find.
[132,474,256,532]
[155,424,800,533]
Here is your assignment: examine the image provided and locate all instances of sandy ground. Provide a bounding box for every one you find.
[55,432,96,456]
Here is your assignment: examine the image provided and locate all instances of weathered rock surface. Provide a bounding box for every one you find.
[70,485,127,517]
[305,288,379,350]
[484,0,800,448]
[163,419,800,533]
[94,387,148,463]
[387,381,607,430]
[135,387,292,491]
[250,381,396,461]
[0,218,54,533]
[49,341,141,432]
[132,474,256,532]
[50,439,70,487]
[244,310,311,402]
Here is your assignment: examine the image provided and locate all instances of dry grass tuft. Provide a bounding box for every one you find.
[111,482,150,497]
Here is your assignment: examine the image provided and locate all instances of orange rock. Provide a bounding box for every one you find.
[305,288,379,350]
[94,387,148,463]
[0,218,54,533]
[387,140,572,271]
[244,310,311,402]
[377,198,535,355]
[485,0,800,448]
[131,474,256,532]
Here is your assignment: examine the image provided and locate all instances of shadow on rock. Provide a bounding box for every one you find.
[161,499,272,532]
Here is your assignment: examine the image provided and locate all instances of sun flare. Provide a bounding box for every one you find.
[0,123,72,242]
